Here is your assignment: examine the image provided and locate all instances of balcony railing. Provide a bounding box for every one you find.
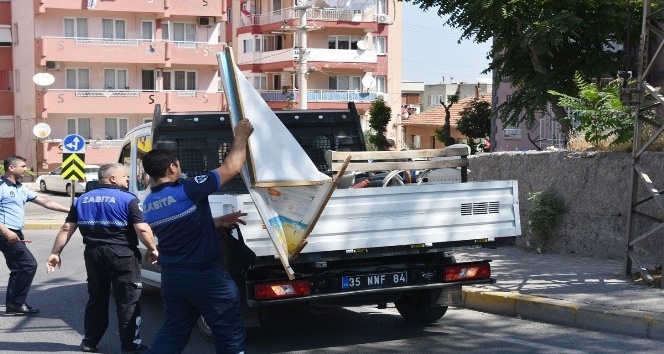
[259,90,378,102]
[39,37,225,65]
[504,128,523,139]
[240,6,376,27]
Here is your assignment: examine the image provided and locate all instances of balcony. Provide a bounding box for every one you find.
[237,48,376,67]
[240,6,377,27]
[165,41,226,66]
[36,0,226,17]
[259,90,377,103]
[39,37,166,65]
[39,90,226,117]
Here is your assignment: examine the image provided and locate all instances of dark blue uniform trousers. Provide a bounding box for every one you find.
[0,230,37,306]
[83,245,143,350]
[147,264,245,354]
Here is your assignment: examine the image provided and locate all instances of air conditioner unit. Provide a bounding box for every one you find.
[45,61,60,70]
[376,14,391,24]
[198,17,214,26]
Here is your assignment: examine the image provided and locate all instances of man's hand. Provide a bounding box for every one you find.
[234,118,254,139]
[145,249,159,265]
[214,211,248,230]
[46,254,61,273]
[4,230,19,245]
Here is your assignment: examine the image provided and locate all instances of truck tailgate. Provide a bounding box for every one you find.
[209,180,520,258]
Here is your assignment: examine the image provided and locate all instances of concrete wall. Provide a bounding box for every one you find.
[469,150,664,263]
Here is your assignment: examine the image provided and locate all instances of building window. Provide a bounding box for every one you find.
[375,76,387,93]
[64,18,88,38]
[429,94,444,106]
[412,135,421,149]
[228,7,232,23]
[0,25,11,47]
[252,76,267,90]
[163,70,197,90]
[104,69,127,89]
[376,0,387,14]
[162,22,196,42]
[67,118,91,139]
[328,36,362,50]
[373,37,386,54]
[102,19,126,40]
[66,68,90,89]
[104,118,128,140]
[503,122,522,139]
[141,21,154,41]
[329,76,361,90]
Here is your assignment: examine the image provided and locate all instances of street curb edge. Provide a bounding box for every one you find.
[462,287,664,340]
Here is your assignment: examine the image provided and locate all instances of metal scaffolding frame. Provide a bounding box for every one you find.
[624,0,664,289]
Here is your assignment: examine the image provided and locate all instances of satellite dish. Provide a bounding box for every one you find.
[356,40,368,51]
[33,123,52,139]
[32,73,55,87]
[362,76,376,89]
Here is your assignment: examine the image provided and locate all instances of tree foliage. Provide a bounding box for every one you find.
[456,98,491,153]
[407,0,645,141]
[434,92,460,146]
[367,97,392,149]
[548,73,634,145]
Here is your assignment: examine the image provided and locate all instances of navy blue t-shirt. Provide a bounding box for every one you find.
[142,171,221,267]
[66,184,144,247]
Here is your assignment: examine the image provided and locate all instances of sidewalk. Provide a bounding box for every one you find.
[23,182,69,230]
[456,247,664,340]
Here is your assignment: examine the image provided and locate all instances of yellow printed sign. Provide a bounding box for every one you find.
[61,153,85,181]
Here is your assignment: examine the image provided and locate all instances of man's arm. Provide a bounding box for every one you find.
[214,118,254,187]
[133,222,159,265]
[46,221,78,273]
[31,196,70,213]
[213,211,247,230]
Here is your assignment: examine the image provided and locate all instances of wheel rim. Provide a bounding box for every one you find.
[39,181,46,192]
[66,184,72,195]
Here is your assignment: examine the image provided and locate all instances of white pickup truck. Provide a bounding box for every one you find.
[116,103,521,329]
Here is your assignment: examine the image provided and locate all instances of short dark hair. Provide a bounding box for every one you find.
[142,149,179,179]
[382,139,396,150]
[4,156,26,171]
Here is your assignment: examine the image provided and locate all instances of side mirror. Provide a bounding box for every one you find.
[85,180,99,192]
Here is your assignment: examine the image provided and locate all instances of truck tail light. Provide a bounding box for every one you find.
[255,280,311,300]
[443,262,491,282]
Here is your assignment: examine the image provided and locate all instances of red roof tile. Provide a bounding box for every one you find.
[402,93,492,127]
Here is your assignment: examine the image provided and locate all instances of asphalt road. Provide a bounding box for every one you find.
[1,229,663,353]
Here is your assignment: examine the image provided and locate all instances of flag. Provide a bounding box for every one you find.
[217,48,348,279]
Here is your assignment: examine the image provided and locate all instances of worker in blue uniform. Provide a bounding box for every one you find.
[142,118,253,354]
[0,156,70,316]
[46,163,159,354]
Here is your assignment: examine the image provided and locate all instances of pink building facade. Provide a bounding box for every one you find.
[6,0,403,172]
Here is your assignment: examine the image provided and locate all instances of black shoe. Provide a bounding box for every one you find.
[80,342,99,353]
[5,303,40,315]
[121,344,148,354]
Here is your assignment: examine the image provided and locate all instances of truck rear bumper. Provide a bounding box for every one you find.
[246,278,494,307]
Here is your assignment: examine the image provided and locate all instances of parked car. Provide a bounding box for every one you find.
[36,165,100,196]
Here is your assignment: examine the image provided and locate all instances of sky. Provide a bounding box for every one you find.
[400,2,493,84]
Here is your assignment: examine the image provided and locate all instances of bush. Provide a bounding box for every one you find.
[527,188,568,252]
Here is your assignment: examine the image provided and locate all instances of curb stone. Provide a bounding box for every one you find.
[462,287,664,340]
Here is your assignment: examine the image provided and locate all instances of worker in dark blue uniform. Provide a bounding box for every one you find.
[0,156,69,315]
[142,118,253,354]
[46,163,159,354]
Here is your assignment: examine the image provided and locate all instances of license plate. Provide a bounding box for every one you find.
[341,271,408,290]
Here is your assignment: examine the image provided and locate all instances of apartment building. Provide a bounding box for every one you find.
[6,0,402,173]
[0,0,13,157]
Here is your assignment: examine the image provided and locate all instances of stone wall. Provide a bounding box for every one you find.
[469,150,664,263]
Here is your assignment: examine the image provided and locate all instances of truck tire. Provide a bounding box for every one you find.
[395,290,448,323]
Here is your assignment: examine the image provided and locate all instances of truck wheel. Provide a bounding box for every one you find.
[395,290,448,323]
[197,315,214,343]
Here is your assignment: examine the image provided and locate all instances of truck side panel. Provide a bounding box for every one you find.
[209,180,520,258]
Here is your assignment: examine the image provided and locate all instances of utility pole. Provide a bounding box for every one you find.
[296,0,309,109]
